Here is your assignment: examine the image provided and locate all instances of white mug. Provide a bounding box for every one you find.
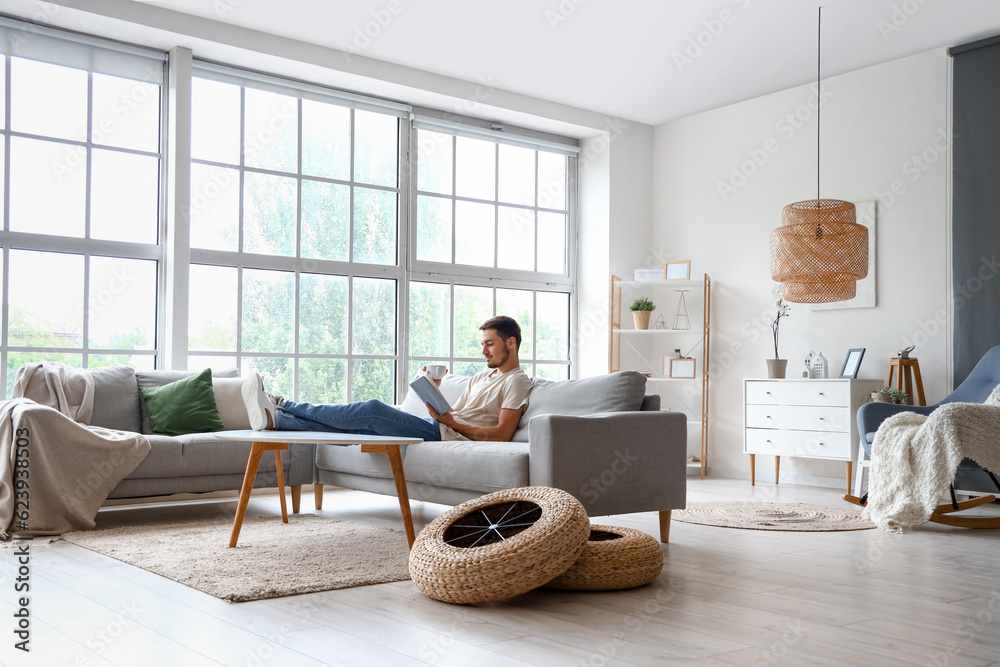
[425,365,448,380]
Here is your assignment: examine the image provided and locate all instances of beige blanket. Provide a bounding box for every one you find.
[12,362,95,424]
[0,399,150,540]
[863,385,1000,532]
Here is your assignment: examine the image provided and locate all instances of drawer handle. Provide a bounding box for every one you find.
[818,417,824,421]
[818,392,824,396]
[766,440,771,443]
[766,391,772,395]
[766,415,772,419]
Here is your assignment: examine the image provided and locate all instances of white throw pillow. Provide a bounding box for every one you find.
[212,377,252,430]
[397,374,470,418]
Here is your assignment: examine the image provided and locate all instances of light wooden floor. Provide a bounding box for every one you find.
[3,478,1000,667]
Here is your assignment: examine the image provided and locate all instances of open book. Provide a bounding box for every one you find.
[409,374,452,414]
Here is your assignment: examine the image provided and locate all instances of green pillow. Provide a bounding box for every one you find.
[140,368,225,436]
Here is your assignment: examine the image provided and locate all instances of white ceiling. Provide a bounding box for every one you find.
[16,0,994,126]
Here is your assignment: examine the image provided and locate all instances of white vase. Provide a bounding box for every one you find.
[766,359,788,379]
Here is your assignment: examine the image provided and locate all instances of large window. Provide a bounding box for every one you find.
[186,67,405,403]
[0,23,165,395]
[408,122,575,381]
[0,19,579,401]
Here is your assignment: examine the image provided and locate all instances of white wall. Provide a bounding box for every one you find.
[576,122,655,379]
[652,48,950,486]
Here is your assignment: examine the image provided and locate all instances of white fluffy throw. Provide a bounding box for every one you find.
[863,384,1000,532]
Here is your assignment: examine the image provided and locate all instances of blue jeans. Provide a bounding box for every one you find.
[275,399,442,441]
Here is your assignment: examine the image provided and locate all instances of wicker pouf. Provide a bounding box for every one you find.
[544,524,663,591]
[408,486,590,604]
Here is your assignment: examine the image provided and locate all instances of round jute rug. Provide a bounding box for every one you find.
[673,501,875,532]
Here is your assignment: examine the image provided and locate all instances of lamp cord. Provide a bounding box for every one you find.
[817,6,822,202]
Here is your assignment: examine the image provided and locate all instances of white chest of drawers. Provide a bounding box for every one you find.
[743,378,881,491]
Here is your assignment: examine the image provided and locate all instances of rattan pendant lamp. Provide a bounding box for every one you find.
[770,7,868,303]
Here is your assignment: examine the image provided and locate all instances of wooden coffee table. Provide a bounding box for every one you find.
[215,430,422,548]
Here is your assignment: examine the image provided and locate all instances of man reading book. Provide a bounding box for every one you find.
[241,316,532,442]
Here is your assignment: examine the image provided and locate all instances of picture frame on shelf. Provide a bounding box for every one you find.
[663,260,691,281]
[669,357,696,379]
[839,348,866,378]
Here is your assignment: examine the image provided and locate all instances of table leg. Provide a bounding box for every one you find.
[230,442,265,548]
[750,454,756,486]
[274,449,288,523]
[846,461,853,494]
[775,455,780,484]
[361,443,416,548]
[386,446,416,548]
[912,363,927,406]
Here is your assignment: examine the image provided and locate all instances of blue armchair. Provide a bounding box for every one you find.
[848,345,1000,526]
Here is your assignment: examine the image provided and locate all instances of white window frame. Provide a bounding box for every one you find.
[0,18,167,394]
[185,60,412,403]
[403,111,579,384]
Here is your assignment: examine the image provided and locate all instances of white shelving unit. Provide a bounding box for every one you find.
[609,274,712,478]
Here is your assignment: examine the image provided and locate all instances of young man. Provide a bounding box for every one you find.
[241,316,532,443]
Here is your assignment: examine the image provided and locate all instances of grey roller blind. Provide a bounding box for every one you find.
[950,36,1000,384]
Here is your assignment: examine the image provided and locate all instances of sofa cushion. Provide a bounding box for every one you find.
[315,443,404,479]
[511,371,647,442]
[397,374,470,418]
[140,368,226,436]
[90,365,142,432]
[403,441,529,494]
[127,433,283,479]
[136,368,240,434]
[210,377,252,430]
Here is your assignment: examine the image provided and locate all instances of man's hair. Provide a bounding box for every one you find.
[480,316,522,351]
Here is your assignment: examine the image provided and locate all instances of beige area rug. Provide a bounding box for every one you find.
[673,501,875,532]
[62,515,411,602]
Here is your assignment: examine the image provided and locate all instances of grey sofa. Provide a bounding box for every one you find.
[87,366,313,509]
[313,371,687,541]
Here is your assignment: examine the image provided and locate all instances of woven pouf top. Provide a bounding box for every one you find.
[409,486,590,604]
[673,501,874,532]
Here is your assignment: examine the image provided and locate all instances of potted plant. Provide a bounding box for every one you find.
[871,387,910,404]
[629,297,655,330]
[871,387,892,403]
[767,294,791,378]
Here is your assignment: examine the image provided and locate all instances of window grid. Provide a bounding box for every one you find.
[1,23,578,402]
[0,46,165,396]
[188,72,403,403]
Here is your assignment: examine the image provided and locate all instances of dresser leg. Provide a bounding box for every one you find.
[775,456,780,484]
[750,454,756,486]
[846,461,853,494]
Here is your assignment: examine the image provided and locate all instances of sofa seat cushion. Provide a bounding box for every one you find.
[126,433,283,479]
[512,371,647,442]
[403,441,529,494]
[315,443,405,479]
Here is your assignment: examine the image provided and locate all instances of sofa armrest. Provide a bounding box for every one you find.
[528,410,687,517]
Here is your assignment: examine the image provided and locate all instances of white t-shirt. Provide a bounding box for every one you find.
[438,367,532,441]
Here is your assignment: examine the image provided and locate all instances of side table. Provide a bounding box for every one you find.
[215,431,422,548]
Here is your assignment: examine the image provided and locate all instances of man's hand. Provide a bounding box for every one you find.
[426,403,454,425]
[421,365,446,387]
